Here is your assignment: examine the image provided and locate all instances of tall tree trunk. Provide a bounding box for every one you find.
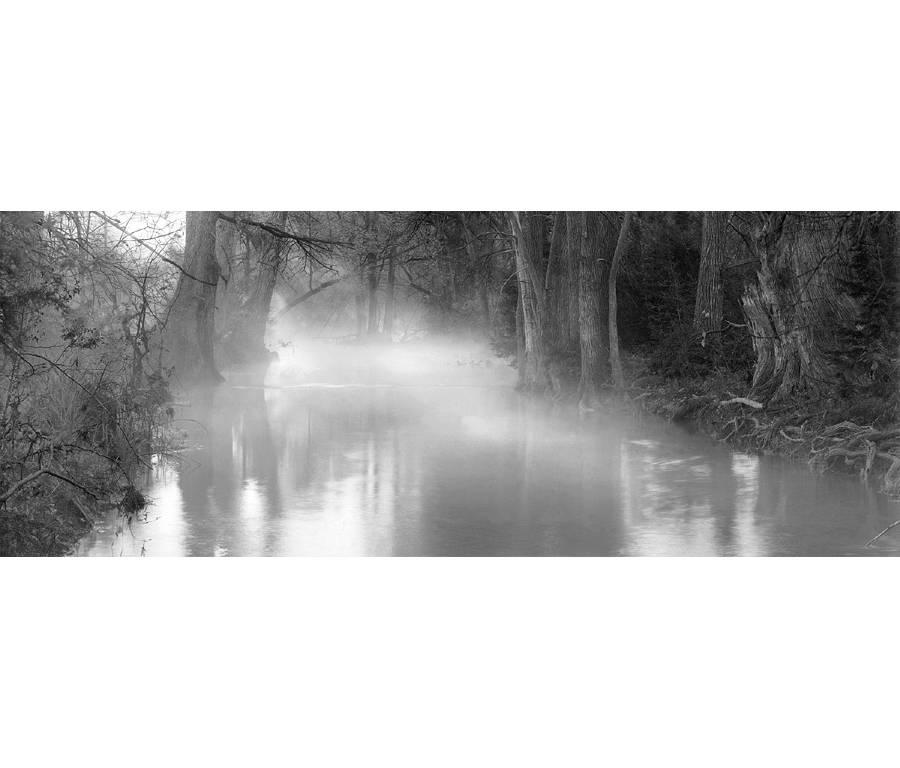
[563,214,580,352]
[355,256,367,339]
[608,212,633,390]
[545,211,567,349]
[740,212,854,404]
[366,251,379,336]
[570,211,616,408]
[509,211,548,392]
[238,212,286,363]
[215,215,236,281]
[894,212,900,367]
[162,211,223,386]
[486,233,508,338]
[382,249,396,339]
[694,211,729,350]
[515,284,526,389]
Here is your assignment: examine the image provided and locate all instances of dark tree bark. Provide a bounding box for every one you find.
[162,211,223,386]
[740,213,854,404]
[894,212,900,365]
[571,211,616,408]
[545,211,568,349]
[562,214,580,352]
[608,212,633,390]
[694,211,729,349]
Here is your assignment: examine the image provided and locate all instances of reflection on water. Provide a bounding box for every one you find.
[78,340,900,556]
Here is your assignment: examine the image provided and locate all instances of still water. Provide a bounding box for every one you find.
[79,339,900,556]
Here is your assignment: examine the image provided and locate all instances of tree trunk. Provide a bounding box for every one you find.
[608,212,633,390]
[545,211,568,349]
[238,212,286,363]
[509,211,548,392]
[694,211,729,350]
[215,215,236,280]
[355,257,367,339]
[741,212,854,404]
[162,211,223,386]
[515,284,526,389]
[383,249,396,339]
[895,212,900,366]
[366,251,379,336]
[563,214,579,352]
[571,211,616,408]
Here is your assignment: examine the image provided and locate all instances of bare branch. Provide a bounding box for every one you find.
[89,210,216,287]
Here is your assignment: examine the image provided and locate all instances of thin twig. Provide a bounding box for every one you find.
[89,211,216,287]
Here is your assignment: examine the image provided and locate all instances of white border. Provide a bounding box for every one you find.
[3,2,900,766]
[2,559,899,767]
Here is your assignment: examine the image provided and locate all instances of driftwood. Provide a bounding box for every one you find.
[719,396,764,409]
[867,519,900,548]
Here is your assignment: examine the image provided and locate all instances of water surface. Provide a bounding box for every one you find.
[78,340,900,556]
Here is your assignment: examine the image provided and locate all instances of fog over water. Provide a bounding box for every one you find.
[79,337,900,556]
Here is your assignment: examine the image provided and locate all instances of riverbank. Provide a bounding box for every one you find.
[625,360,900,498]
[0,496,93,555]
[0,482,149,556]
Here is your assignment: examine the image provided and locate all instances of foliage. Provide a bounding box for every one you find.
[0,212,178,554]
[828,212,900,423]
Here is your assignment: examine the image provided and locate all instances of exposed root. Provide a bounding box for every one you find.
[634,368,900,496]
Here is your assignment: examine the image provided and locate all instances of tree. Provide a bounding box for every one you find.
[0,211,178,551]
[694,211,729,351]
[365,250,379,336]
[571,211,616,408]
[544,211,571,349]
[739,212,856,404]
[382,247,396,338]
[509,211,549,392]
[608,212,633,390]
[161,211,223,386]
[227,212,290,363]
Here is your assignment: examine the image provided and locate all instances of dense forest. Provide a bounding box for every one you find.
[2,210,900,553]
